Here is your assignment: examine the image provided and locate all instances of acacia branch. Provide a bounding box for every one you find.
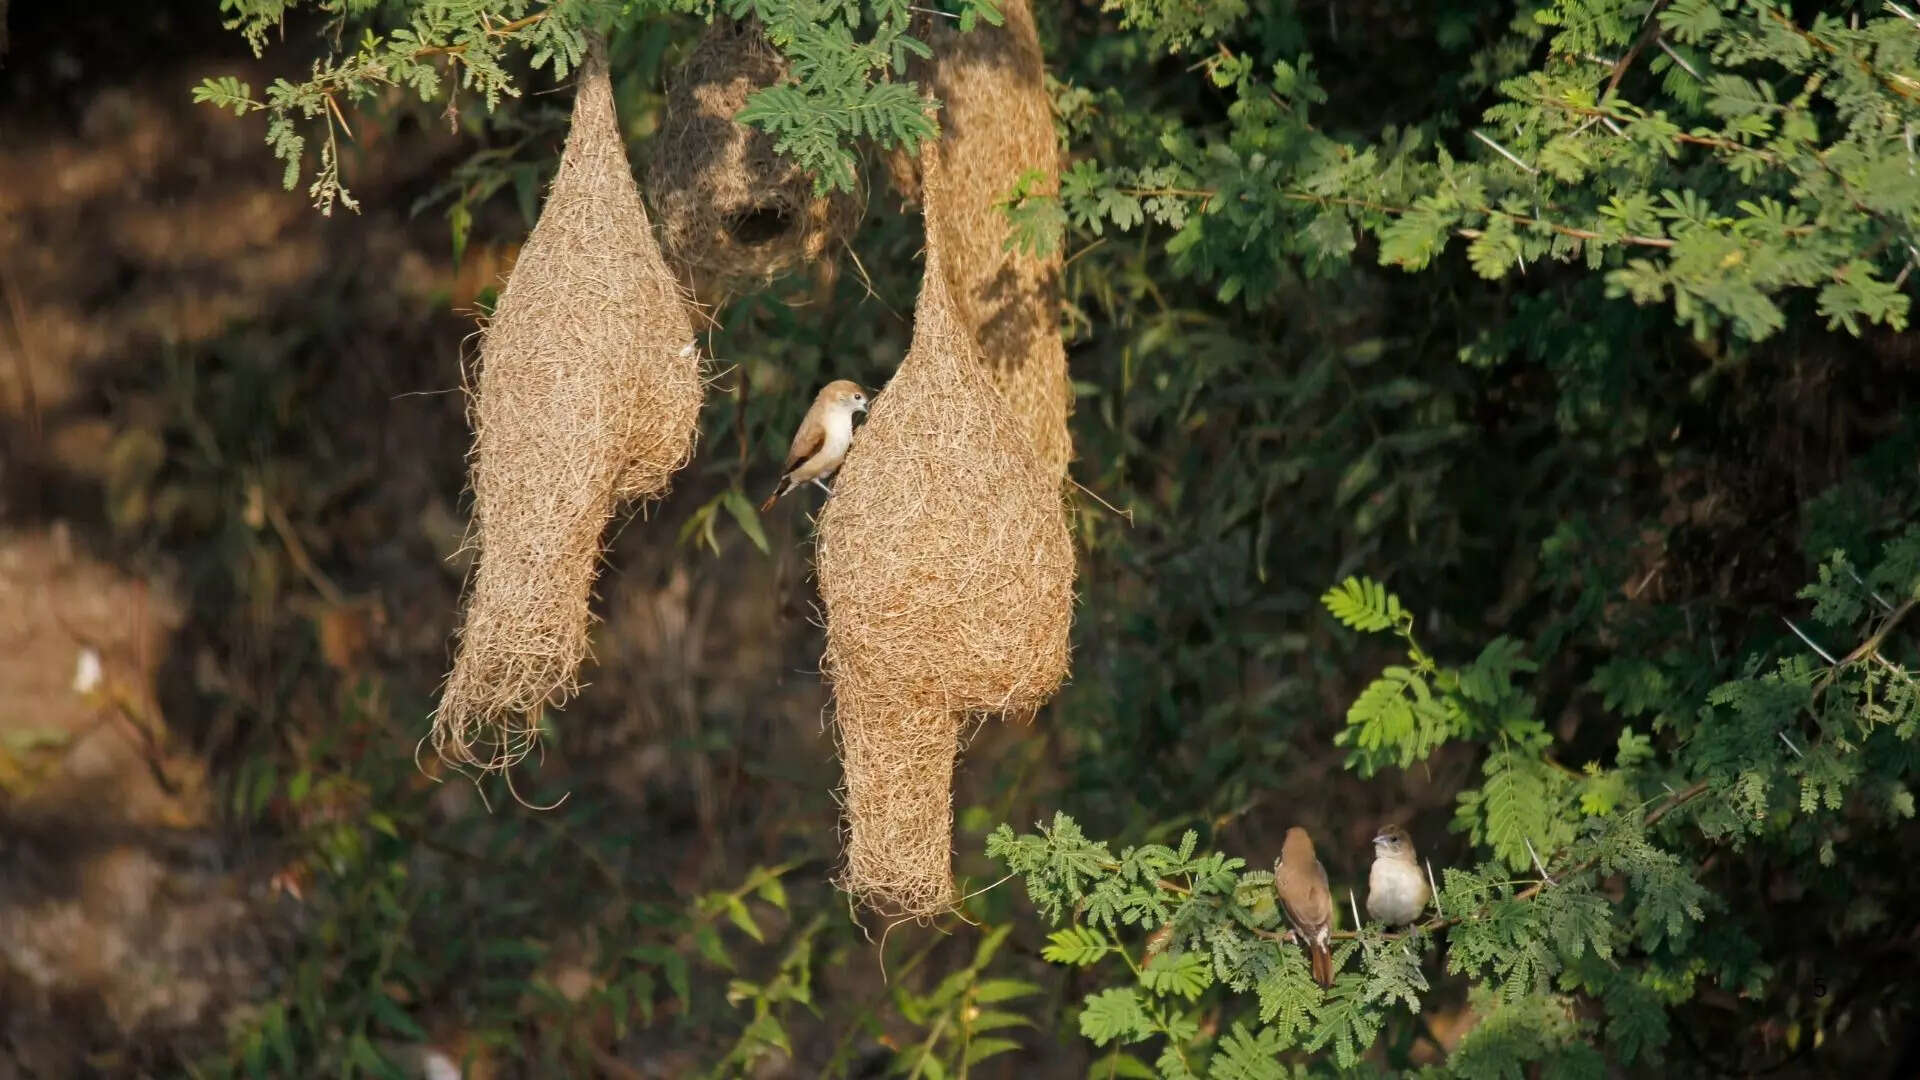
[1081,776,1716,950]
[1601,0,1675,102]
[1360,777,1713,941]
[1763,6,1920,104]
[412,10,551,58]
[1284,192,1678,249]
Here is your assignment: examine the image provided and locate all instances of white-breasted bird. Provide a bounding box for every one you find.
[1366,824,1431,927]
[760,380,869,511]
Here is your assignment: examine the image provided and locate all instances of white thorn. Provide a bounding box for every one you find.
[1782,617,1839,666]
[1472,129,1538,175]
[1425,858,1443,919]
[1349,887,1362,930]
[1524,835,1556,886]
[1778,731,1805,758]
[1655,37,1703,81]
[1845,566,1895,612]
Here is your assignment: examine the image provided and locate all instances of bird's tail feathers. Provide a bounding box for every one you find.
[1309,942,1333,988]
[759,480,788,513]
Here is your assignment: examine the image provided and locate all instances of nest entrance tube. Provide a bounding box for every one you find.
[433,37,703,776]
[816,151,1075,916]
[833,693,967,918]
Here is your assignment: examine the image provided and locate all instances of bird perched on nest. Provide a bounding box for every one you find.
[1367,823,1431,928]
[761,379,869,510]
[1274,826,1336,988]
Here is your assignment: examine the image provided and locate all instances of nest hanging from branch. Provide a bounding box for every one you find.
[884,0,1071,481]
[815,151,1075,916]
[434,37,704,775]
[647,19,863,305]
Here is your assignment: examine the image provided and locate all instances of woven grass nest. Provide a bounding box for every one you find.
[647,19,862,304]
[884,0,1071,482]
[815,156,1075,917]
[434,37,703,775]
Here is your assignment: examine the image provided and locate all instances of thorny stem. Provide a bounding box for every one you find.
[1371,778,1713,941]
[1112,187,1682,250]
[1286,192,1680,250]
[1814,597,1917,696]
[1075,776,1716,949]
[1764,5,1920,104]
[1602,0,1674,101]
[1107,8,1919,264]
[412,10,551,58]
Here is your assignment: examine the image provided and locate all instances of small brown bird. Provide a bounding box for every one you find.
[1367,824,1431,928]
[1274,826,1336,988]
[760,380,869,511]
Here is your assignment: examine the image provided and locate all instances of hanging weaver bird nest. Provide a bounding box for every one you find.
[883,0,1071,481]
[647,19,862,304]
[815,160,1075,916]
[434,36,703,775]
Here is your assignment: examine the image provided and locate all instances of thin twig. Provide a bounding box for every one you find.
[260,489,347,606]
[1061,237,1109,270]
[1364,781,1711,941]
[1602,0,1674,101]
[1767,6,1919,102]
[1836,598,1917,669]
[413,10,549,57]
[0,266,39,442]
[1290,191,1678,249]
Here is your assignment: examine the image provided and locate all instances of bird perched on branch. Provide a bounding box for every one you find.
[1274,826,1335,988]
[760,380,869,511]
[1367,824,1431,928]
